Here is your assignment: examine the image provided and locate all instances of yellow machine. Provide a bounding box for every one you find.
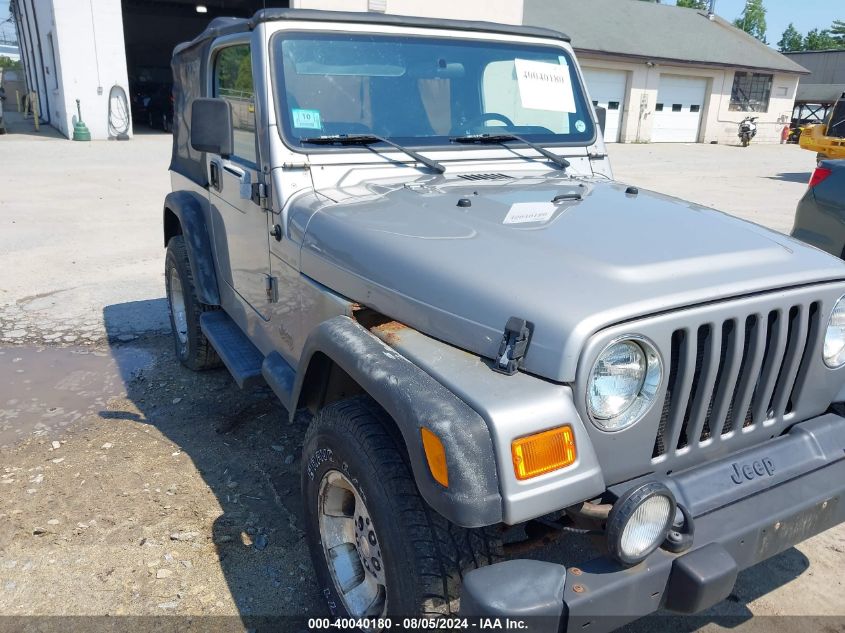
[800,92,845,159]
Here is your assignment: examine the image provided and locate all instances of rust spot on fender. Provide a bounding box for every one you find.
[371,320,409,347]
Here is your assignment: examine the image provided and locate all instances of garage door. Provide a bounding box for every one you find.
[582,68,626,143]
[651,75,707,143]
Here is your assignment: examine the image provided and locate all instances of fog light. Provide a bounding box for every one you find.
[511,426,577,481]
[606,482,676,566]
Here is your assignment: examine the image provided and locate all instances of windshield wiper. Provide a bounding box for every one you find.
[450,133,570,170]
[300,134,445,174]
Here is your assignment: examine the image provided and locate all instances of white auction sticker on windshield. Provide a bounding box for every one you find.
[514,58,576,113]
[503,202,557,225]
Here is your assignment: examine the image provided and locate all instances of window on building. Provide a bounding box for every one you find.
[672,104,682,112]
[608,101,620,110]
[730,72,772,112]
[690,105,700,113]
[214,44,257,165]
[655,103,664,112]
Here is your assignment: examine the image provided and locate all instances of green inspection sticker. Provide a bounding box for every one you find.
[292,108,322,130]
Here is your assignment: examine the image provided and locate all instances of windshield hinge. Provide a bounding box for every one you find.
[251,182,269,209]
[265,275,278,303]
[282,162,310,170]
[588,152,608,160]
[493,317,532,375]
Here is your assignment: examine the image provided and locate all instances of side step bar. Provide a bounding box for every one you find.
[200,311,265,390]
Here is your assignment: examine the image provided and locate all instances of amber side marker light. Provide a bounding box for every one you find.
[512,426,577,481]
[421,427,449,488]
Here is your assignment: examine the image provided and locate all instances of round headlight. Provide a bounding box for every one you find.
[824,295,845,368]
[587,337,662,431]
[606,482,676,566]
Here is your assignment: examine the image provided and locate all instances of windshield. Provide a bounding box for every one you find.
[272,32,595,148]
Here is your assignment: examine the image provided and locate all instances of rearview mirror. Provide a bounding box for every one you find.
[190,98,233,157]
[595,106,607,138]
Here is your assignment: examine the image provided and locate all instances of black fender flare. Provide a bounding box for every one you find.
[292,316,503,528]
[163,190,220,305]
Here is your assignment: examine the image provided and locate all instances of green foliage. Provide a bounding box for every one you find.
[831,19,845,45]
[216,46,253,96]
[777,23,804,52]
[676,0,709,9]
[733,0,767,43]
[804,28,839,51]
[0,55,22,70]
[234,54,253,93]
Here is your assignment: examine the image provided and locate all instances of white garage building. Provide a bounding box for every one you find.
[523,0,808,144]
[11,0,805,143]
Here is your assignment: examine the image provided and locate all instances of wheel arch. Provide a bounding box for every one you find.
[163,191,220,306]
[291,316,503,528]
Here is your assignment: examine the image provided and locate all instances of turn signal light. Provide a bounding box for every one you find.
[511,426,577,481]
[421,427,449,488]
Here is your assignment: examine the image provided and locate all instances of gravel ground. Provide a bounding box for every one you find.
[0,120,843,631]
[0,336,319,622]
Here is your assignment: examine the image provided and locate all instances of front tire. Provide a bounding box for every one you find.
[302,396,502,622]
[164,235,220,370]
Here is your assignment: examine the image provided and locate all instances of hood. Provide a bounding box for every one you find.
[298,173,845,382]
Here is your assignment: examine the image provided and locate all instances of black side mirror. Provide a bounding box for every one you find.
[190,98,233,157]
[595,106,607,137]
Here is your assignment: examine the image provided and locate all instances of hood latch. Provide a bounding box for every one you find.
[493,317,532,375]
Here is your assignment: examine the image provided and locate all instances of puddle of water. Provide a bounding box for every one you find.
[0,345,156,449]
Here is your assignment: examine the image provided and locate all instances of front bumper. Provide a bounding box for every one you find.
[461,413,845,632]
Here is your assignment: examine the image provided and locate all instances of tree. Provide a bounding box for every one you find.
[733,0,767,43]
[777,23,804,52]
[0,55,22,71]
[831,19,845,46]
[804,28,839,51]
[676,0,709,9]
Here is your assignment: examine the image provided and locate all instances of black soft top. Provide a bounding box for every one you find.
[175,9,570,55]
[170,9,571,186]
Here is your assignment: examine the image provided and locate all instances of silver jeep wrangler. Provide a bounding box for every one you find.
[163,9,845,631]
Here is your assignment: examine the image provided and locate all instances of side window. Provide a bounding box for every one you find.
[214,44,257,166]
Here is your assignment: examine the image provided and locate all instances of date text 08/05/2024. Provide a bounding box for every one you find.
[307,618,530,630]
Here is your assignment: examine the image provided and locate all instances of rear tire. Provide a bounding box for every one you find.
[164,235,220,370]
[302,396,503,621]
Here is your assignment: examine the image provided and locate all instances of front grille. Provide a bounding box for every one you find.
[652,301,821,461]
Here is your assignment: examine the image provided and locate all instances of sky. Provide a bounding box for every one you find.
[0,1,13,43]
[0,0,841,49]
[704,0,841,46]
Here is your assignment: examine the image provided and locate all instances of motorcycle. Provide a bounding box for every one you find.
[738,116,758,147]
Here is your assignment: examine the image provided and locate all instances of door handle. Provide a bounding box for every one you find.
[222,161,253,200]
[223,163,246,179]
